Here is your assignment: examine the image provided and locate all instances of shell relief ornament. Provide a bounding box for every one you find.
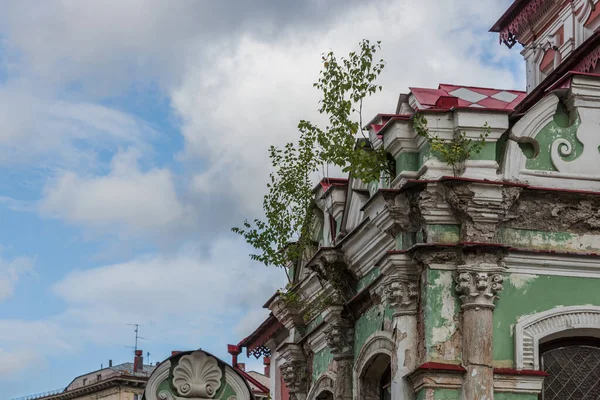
[170,351,223,399]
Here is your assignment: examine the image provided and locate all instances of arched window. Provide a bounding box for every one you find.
[540,337,600,400]
[379,364,392,400]
[315,390,333,400]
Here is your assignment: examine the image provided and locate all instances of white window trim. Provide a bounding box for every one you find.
[515,305,600,370]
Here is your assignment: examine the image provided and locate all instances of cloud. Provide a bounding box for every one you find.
[0,248,34,302]
[171,0,523,216]
[39,149,190,239]
[52,237,285,346]
[0,83,155,170]
[0,348,40,379]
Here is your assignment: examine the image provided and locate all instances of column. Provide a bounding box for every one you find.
[380,254,419,400]
[323,305,354,400]
[455,263,504,400]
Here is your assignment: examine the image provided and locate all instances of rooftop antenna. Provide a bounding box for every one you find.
[126,324,146,353]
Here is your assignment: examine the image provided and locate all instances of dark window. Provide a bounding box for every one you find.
[541,338,600,400]
[380,364,391,400]
[97,374,101,382]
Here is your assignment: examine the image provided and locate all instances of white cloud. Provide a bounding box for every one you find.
[0,348,40,379]
[52,237,285,346]
[0,248,34,302]
[171,0,523,215]
[39,149,190,238]
[0,83,155,170]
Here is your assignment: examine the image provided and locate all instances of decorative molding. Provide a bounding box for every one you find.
[493,370,546,394]
[146,360,172,400]
[353,331,394,376]
[306,372,336,400]
[455,264,505,309]
[504,93,559,181]
[406,363,466,392]
[515,305,600,370]
[173,352,223,399]
[224,368,252,400]
[505,252,600,278]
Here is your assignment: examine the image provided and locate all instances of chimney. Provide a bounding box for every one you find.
[171,350,181,357]
[109,359,113,367]
[237,363,245,371]
[133,350,143,373]
[263,357,271,377]
[227,344,242,368]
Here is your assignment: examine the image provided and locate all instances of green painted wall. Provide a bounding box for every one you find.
[525,104,581,171]
[423,270,461,362]
[468,141,496,161]
[494,273,600,366]
[416,388,461,400]
[396,152,420,175]
[312,347,333,381]
[497,228,600,254]
[494,393,538,400]
[425,224,460,244]
[356,267,381,292]
[305,313,324,333]
[354,305,385,359]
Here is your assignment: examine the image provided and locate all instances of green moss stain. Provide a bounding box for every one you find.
[354,305,385,359]
[425,224,460,244]
[356,267,380,292]
[424,270,461,362]
[396,152,420,175]
[416,388,461,400]
[494,393,538,400]
[312,347,333,381]
[497,228,600,253]
[494,274,600,365]
[525,104,582,171]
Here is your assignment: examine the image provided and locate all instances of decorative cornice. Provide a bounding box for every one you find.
[455,263,505,310]
[405,362,466,392]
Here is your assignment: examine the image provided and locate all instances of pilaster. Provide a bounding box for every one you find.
[323,305,354,400]
[279,343,308,400]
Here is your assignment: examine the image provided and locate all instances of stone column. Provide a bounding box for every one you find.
[380,253,419,400]
[323,305,354,400]
[455,263,504,400]
[279,343,308,400]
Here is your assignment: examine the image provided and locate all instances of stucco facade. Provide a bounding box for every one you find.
[238,1,600,399]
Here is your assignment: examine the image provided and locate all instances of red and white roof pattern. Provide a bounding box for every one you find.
[410,84,526,111]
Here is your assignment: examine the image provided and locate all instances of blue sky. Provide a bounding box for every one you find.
[0,0,523,397]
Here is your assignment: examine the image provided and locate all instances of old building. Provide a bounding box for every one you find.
[238,1,600,399]
[16,351,154,400]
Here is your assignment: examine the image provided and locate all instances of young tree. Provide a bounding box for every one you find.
[232,39,389,284]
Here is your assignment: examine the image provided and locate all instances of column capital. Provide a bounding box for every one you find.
[455,263,504,310]
[323,305,354,359]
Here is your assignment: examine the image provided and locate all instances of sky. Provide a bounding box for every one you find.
[0,0,524,397]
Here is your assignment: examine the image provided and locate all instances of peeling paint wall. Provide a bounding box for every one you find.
[312,347,333,382]
[415,388,461,400]
[423,270,462,363]
[493,273,600,366]
[353,305,385,359]
[497,228,600,253]
[356,267,380,292]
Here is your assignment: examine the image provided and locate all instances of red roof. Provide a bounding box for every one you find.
[410,84,526,111]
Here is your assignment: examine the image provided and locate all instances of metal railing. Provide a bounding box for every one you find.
[10,388,66,400]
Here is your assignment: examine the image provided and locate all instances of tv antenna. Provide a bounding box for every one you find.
[127,324,146,352]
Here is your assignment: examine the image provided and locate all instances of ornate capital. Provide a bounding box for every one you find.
[455,264,504,309]
[281,360,308,397]
[383,276,419,316]
[323,305,354,359]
